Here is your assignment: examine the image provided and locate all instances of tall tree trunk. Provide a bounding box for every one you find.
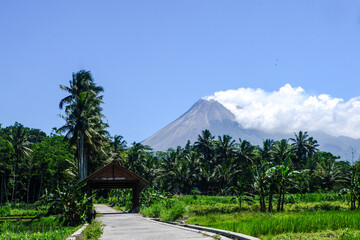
[268,190,273,212]
[11,158,17,204]
[0,174,3,205]
[4,174,8,203]
[32,178,36,203]
[277,189,283,212]
[281,190,285,211]
[79,135,84,180]
[26,172,32,204]
[38,173,43,200]
[351,191,356,210]
[260,187,266,212]
[84,147,88,179]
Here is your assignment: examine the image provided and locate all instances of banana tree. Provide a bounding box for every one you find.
[266,155,308,211]
[349,162,360,210]
[253,162,272,212]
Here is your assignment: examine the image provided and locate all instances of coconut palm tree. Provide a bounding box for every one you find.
[59,70,104,109]
[112,135,127,153]
[8,123,32,202]
[126,142,152,175]
[236,138,256,166]
[215,135,236,164]
[270,139,292,165]
[58,70,107,180]
[195,129,215,164]
[290,131,319,167]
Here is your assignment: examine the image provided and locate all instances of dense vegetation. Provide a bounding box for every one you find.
[137,193,360,239]
[2,120,358,212]
[1,69,360,239]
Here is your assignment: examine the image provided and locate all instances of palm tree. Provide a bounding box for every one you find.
[112,135,127,153]
[59,70,103,109]
[156,149,178,192]
[270,139,292,165]
[126,142,152,175]
[236,138,256,166]
[290,131,319,167]
[58,70,107,180]
[234,139,256,191]
[8,123,32,202]
[261,139,274,163]
[195,130,215,164]
[215,135,236,164]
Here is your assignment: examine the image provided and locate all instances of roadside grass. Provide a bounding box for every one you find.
[114,193,356,238]
[0,215,77,240]
[186,210,360,238]
[141,198,188,222]
[141,193,351,224]
[262,229,360,240]
[81,219,104,240]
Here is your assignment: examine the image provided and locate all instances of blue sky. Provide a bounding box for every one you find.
[1,0,360,143]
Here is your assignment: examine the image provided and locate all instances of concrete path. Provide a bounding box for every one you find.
[94,204,220,240]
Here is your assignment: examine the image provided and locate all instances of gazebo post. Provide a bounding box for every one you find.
[87,185,92,203]
[132,183,140,213]
[86,184,96,221]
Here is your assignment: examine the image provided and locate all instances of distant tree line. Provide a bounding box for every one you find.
[0,123,74,204]
[1,69,360,213]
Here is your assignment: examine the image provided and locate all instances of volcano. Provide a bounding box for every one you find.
[142,99,360,160]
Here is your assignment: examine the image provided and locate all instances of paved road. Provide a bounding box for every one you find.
[94,204,220,240]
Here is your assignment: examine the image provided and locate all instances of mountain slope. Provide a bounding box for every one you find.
[142,99,360,160]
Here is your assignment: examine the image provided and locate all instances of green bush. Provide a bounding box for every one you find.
[161,201,187,222]
[0,204,11,217]
[141,202,162,218]
[141,198,188,222]
[313,202,341,211]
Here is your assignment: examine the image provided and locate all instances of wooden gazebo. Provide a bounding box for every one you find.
[79,161,149,212]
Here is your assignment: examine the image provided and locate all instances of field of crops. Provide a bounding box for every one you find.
[0,204,77,240]
[140,193,360,239]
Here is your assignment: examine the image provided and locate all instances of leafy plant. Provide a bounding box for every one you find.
[0,204,11,217]
[48,183,93,226]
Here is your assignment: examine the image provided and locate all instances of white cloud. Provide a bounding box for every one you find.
[205,84,360,139]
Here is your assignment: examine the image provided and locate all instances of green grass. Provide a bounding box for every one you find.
[141,198,188,222]
[0,203,48,217]
[186,210,360,238]
[81,220,104,240]
[109,192,356,238]
[0,215,77,240]
[263,229,360,240]
[0,203,85,239]
[179,193,350,205]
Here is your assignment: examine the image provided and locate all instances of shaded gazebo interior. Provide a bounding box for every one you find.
[80,161,148,212]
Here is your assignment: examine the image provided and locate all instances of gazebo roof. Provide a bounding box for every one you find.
[79,161,149,190]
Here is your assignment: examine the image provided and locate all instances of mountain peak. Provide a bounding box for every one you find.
[141,99,237,151]
[142,99,360,160]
